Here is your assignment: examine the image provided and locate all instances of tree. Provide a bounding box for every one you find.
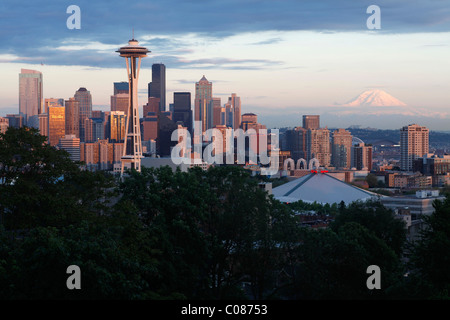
[406,194,450,298]
[0,127,115,230]
[365,173,379,188]
[330,200,407,256]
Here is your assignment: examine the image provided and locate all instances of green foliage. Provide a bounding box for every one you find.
[405,195,450,298]
[330,200,407,256]
[365,173,379,188]
[1,127,449,300]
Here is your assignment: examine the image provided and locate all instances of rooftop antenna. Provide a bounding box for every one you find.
[132,27,135,40]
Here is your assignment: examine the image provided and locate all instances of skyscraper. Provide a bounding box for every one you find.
[148,63,166,112]
[44,98,64,113]
[59,135,81,161]
[116,37,149,174]
[331,128,353,169]
[285,126,307,162]
[111,93,129,115]
[19,69,43,128]
[303,115,320,130]
[0,117,9,134]
[38,113,48,138]
[229,93,241,130]
[353,142,373,171]
[211,98,223,128]
[143,97,160,117]
[400,124,429,171]
[74,87,92,142]
[173,92,193,134]
[109,111,126,143]
[65,97,80,138]
[114,81,129,95]
[195,75,212,133]
[306,127,331,167]
[48,106,65,146]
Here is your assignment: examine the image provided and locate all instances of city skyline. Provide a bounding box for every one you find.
[0,1,449,130]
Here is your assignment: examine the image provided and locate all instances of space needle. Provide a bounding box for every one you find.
[116,34,150,176]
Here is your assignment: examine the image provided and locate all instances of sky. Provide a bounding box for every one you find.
[1,0,449,130]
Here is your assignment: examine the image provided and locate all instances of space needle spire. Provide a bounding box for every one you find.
[116,35,150,176]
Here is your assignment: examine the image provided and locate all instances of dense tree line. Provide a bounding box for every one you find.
[0,127,449,299]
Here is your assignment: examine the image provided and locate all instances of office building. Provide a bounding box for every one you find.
[65,97,80,138]
[48,106,65,146]
[306,128,331,167]
[109,111,126,142]
[229,93,241,130]
[5,114,23,129]
[353,142,373,171]
[285,126,307,162]
[157,111,177,157]
[141,113,158,141]
[44,98,64,113]
[195,75,212,132]
[38,113,48,138]
[143,97,160,117]
[331,129,353,169]
[19,69,43,127]
[59,134,81,161]
[173,92,193,134]
[111,93,129,115]
[74,87,92,142]
[0,117,9,134]
[148,63,166,112]
[114,81,129,95]
[303,115,320,130]
[400,124,429,171]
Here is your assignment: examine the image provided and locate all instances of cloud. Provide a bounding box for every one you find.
[1,0,450,69]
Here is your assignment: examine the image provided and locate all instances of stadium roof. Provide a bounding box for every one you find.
[272,172,380,205]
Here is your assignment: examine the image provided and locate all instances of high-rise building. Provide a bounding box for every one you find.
[0,117,9,134]
[285,126,307,162]
[38,113,48,139]
[148,63,166,112]
[225,102,233,128]
[353,142,373,171]
[44,98,64,113]
[84,118,104,142]
[114,81,129,95]
[141,113,158,141]
[19,69,43,127]
[400,124,429,171]
[109,111,126,142]
[173,92,193,134]
[5,114,23,129]
[111,93,129,115]
[65,97,80,138]
[117,38,149,174]
[157,111,177,157]
[229,93,241,130]
[303,115,320,130]
[48,106,65,146]
[143,97,160,117]
[331,128,353,169]
[195,75,212,133]
[59,134,81,161]
[306,127,331,167]
[211,98,224,128]
[74,87,92,142]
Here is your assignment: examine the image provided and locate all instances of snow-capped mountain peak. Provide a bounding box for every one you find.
[342,89,407,107]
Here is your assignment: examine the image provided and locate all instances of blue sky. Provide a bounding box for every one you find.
[1,0,449,129]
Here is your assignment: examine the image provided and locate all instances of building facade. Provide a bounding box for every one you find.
[400,124,429,171]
